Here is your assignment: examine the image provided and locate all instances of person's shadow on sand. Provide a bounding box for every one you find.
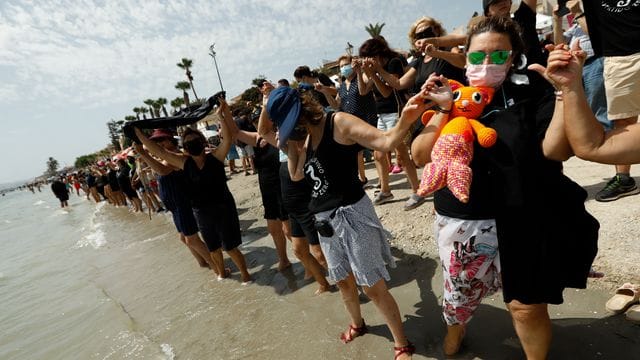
[363,246,448,358]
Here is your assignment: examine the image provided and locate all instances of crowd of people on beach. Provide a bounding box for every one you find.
[45,1,640,358]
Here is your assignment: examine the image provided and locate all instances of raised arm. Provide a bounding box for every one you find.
[409,74,453,166]
[134,127,187,170]
[133,143,174,176]
[210,99,235,163]
[418,34,466,49]
[544,43,640,164]
[334,87,434,152]
[423,44,466,69]
[529,44,574,161]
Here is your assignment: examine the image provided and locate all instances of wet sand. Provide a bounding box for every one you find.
[220,156,639,359]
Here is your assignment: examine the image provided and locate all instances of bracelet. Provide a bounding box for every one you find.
[434,105,451,114]
[554,90,563,101]
[256,136,264,146]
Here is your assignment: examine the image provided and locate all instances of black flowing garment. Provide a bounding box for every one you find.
[477,77,599,305]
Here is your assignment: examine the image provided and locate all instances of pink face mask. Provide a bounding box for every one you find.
[465,63,508,88]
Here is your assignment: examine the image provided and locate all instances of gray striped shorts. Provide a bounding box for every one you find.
[316,195,396,287]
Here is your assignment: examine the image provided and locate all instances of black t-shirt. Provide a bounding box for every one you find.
[410,56,465,94]
[583,1,640,57]
[434,78,557,219]
[253,142,280,172]
[234,117,256,147]
[304,112,364,213]
[183,154,230,209]
[372,57,404,115]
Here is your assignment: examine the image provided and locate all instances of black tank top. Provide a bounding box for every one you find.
[183,154,229,209]
[157,170,191,211]
[304,112,364,213]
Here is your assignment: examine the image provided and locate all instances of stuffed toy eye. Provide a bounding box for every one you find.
[453,90,461,101]
[472,92,483,104]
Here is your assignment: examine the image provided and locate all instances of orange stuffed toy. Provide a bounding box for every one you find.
[416,80,496,203]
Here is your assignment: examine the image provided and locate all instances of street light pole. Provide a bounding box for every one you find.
[209,43,224,92]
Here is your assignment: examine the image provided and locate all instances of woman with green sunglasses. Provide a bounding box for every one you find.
[412,16,598,359]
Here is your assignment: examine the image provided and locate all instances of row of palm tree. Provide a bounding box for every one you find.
[121,57,201,124]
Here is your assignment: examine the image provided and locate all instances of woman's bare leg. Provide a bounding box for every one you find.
[362,279,412,359]
[507,301,551,360]
[292,237,329,294]
[226,248,251,283]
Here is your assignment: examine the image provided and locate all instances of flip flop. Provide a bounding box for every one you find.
[625,304,640,324]
[605,283,640,314]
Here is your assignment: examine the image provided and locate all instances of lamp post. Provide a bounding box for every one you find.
[346,42,354,57]
[209,43,224,92]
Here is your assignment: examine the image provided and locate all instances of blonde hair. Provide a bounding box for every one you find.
[408,17,446,50]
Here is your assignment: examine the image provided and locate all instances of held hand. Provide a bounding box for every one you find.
[423,43,437,57]
[420,73,453,109]
[133,142,144,154]
[314,83,329,94]
[528,43,585,91]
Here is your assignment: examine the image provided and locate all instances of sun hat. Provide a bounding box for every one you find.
[149,128,174,140]
[266,86,301,145]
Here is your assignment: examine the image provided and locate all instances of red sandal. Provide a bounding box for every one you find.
[394,341,415,360]
[339,319,368,343]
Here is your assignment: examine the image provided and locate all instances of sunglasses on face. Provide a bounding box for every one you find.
[467,50,512,65]
[414,27,436,40]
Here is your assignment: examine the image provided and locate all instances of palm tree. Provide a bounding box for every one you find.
[177,58,199,101]
[170,97,184,113]
[157,97,169,117]
[365,22,385,38]
[151,100,162,118]
[140,107,149,120]
[124,115,137,122]
[132,107,142,120]
[175,81,191,106]
[143,99,156,118]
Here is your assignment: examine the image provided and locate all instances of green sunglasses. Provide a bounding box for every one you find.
[467,50,512,65]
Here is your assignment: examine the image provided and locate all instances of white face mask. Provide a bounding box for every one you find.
[465,63,509,88]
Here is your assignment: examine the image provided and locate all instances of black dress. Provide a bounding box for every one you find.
[476,77,599,305]
[183,154,242,252]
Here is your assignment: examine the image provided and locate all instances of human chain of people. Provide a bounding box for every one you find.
[27,1,640,359]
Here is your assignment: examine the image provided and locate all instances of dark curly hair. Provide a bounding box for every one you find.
[182,127,206,143]
[466,16,525,69]
[358,36,401,61]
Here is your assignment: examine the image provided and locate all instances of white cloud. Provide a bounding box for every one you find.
[0,0,481,182]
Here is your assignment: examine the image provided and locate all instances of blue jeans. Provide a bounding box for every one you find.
[583,56,612,131]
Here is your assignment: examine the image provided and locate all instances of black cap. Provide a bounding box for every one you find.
[483,0,499,15]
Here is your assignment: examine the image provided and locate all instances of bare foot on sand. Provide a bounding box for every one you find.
[278,261,292,272]
[217,268,231,281]
[443,324,465,356]
[241,273,252,284]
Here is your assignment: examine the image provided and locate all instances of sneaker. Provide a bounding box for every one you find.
[391,164,403,174]
[595,175,640,202]
[388,163,395,173]
[373,192,394,205]
[404,193,426,211]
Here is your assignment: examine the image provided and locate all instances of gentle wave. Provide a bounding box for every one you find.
[160,343,175,360]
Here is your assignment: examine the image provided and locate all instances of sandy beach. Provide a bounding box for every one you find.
[225,155,640,359]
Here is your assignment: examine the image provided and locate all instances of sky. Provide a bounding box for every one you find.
[0,0,486,184]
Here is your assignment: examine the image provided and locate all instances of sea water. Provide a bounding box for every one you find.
[0,189,406,360]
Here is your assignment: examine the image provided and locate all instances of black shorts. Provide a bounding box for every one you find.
[258,168,288,221]
[279,162,319,245]
[192,194,242,252]
[171,204,199,236]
